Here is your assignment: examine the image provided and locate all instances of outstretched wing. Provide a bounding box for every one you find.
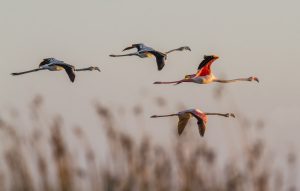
[39,58,64,67]
[189,111,207,137]
[123,43,145,51]
[149,51,166,71]
[177,113,191,135]
[55,63,75,82]
[196,56,216,76]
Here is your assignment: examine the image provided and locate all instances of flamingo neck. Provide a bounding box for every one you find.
[214,78,250,83]
[205,113,235,118]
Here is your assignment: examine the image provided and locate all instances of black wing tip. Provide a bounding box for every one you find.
[199,127,205,137]
[157,62,165,71]
[178,129,184,136]
[158,66,164,71]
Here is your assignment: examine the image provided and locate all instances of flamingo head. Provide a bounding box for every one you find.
[178,46,191,51]
[248,76,259,83]
[224,113,236,118]
[88,66,101,72]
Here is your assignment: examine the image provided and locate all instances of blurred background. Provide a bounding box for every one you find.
[0,0,299,190]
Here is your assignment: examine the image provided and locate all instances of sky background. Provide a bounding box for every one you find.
[0,0,299,174]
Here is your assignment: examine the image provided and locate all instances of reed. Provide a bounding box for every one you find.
[0,96,297,191]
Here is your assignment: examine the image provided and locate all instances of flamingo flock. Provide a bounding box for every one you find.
[11,43,259,137]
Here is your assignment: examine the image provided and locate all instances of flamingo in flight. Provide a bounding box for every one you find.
[109,43,191,71]
[151,109,235,137]
[11,58,100,82]
[154,55,259,85]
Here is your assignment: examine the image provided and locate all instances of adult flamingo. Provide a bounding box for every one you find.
[151,108,235,137]
[109,43,191,71]
[11,58,100,82]
[154,55,259,85]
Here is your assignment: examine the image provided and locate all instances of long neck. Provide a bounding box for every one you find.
[151,114,178,118]
[74,67,92,71]
[165,48,179,54]
[165,47,185,54]
[11,68,45,75]
[165,46,190,54]
[214,78,250,83]
[205,113,234,118]
[109,53,138,57]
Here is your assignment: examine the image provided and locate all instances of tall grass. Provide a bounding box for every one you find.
[0,96,297,191]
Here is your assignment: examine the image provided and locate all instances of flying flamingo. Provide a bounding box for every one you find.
[109,43,191,71]
[154,55,259,85]
[151,109,235,137]
[11,58,100,82]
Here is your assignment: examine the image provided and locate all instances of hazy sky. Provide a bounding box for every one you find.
[1,0,300,167]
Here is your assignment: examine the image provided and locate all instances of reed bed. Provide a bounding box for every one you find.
[0,96,297,191]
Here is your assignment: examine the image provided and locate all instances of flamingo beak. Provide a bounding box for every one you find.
[185,46,191,51]
[230,113,236,118]
[254,77,259,83]
[123,46,134,51]
[213,55,219,59]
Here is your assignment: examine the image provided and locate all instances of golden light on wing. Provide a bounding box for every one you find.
[177,113,191,135]
[54,66,65,71]
[145,52,154,58]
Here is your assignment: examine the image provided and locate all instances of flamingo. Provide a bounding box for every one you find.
[151,109,235,137]
[109,43,191,71]
[154,55,259,85]
[11,58,100,82]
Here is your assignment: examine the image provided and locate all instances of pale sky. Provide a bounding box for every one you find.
[0,0,300,172]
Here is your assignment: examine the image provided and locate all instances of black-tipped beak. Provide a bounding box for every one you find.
[230,113,236,118]
[122,46,134,51]
[186,47,191,51]
[254,77,259,83]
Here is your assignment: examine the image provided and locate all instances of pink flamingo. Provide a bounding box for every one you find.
[151,108,235,137]
[154,55,259,85]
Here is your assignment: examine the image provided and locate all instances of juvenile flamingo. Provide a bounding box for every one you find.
[11,58,100,82]
[109,43,191,71]
[151,109,235,137]
[154,55,259,85]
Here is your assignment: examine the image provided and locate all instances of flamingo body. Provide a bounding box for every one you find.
[110,43,191,71]
[154,55,259,85]
[11,58,100,82]
[151,108,234,137]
